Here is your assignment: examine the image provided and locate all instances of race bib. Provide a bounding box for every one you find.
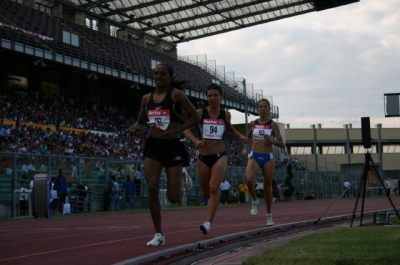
[147,109,170,131]
[253,124,272,141]
[202,119,225,140]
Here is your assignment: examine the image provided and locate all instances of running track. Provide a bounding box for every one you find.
[0,196,399,265]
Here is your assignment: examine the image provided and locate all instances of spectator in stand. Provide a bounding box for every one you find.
[0,120,6,141]
[20,161,28,180]
[385,178,391,196]
[76,182,88,212]
[27,160,36,178]
[49,177,58,216]
[5,161,13,175]
[238,180,249,203]
[110,175,120,211]
[272,179,280,202]
[134,167,141,197]
[220,179,231,205]
[393,182,398,196]
[123,175,135,210]
[18,181,29,216]
[55,169,68,214]
[343,180,351,198]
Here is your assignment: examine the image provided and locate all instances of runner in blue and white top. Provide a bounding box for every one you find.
[241,99,284,226]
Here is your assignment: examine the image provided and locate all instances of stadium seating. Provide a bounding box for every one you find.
[0,0,261,109]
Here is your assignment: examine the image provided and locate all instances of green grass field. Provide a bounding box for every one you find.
[244,222,400,265]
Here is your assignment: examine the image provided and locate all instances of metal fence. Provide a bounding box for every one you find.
[0,152,390,218]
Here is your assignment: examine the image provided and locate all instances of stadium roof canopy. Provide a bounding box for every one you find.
[38,0,359,44]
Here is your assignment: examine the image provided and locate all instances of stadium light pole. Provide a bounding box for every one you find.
[235,78,248,138]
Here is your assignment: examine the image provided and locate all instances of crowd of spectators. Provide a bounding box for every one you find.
[1,87,129,132]
[0,88,246,166]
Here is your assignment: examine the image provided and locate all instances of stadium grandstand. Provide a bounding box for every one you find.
[0,0,361,217]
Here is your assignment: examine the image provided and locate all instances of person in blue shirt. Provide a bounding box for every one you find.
[123,175,135,210]
[55,169,68,214]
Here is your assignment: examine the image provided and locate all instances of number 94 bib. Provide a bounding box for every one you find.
[202,119,225,140]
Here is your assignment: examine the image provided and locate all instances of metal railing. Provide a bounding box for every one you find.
[0,152,388,218]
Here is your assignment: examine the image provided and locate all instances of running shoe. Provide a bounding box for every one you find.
[200,222,210,235]
[266,214,275,226]
[147,233,165,246]
[250,198,259,216]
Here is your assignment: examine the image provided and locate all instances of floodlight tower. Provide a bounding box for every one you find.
[235,78,248,137]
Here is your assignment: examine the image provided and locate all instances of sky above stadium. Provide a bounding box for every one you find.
[178,0,400,129]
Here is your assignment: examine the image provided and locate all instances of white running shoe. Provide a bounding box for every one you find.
[200,222,210,235]
[250,198,259,216]
[266,214,275,226]
[147,233,165,247]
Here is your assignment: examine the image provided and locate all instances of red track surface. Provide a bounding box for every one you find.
[1,196,399,265]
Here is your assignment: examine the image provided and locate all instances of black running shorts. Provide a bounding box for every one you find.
[144,137,189,168]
